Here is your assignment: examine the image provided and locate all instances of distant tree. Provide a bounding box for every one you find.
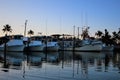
[111,31,118,45]
[28,29,34,37]
[95,30,103,38]
[113,28,120,44]
[104,29,109,37]
[102,29,112,46]
[81,27,90,39]
[2,24,12,36]
[113,31,117,37]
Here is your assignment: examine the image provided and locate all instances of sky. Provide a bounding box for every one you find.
[0,0,120,37]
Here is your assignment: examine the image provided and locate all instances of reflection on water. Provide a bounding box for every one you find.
[0,51,120,80]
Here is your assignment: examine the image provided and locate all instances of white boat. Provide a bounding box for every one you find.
[91,41,114,51]
[63,40,103,52]
[60,40,74,51]
[64,47,74,51]
[0,35,25,52]
[26,36,45,52]
[45,42,59,51]
[75,44,103,52]
[28,41,45,52]
[102,45,114,51]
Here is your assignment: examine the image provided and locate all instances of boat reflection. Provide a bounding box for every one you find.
[24,52,60,67]
[24,52,44,68]
[112,52,120,73]
[0,52,23,70]
[46,52,60,63]
[0,51,120,75]
[75,51,113,72]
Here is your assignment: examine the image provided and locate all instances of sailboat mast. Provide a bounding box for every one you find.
[78,27,79,39]
[24,20,28,37]
[73,25,75,38]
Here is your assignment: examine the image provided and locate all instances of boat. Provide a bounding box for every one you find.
[60,40,74,51]
[91,40,114,51]
[102,45,114,51]
[60,27,103,52]
[28,41,45,52]
[62,39,103,52]
[44,41,59,52]
[43,36,60,52]
[27,36,45,52]
[75,40,103,52]
[0,35,25,52]
[75,40,114,52]
[75,44,102,52]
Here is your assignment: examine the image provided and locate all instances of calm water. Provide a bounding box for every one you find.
[0,51,120,80]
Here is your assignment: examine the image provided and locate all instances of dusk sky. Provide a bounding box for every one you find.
[0,0,120,37]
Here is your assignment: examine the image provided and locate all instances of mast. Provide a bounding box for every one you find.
[73,25,75,38]
[24,20,28,37]
[73,25,75,51]
[78,27,80,39]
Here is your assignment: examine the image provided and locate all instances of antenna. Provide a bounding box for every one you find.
[45,19,47,36]
[85,12,88,27]
[59,16,62,34]
[24,20,28,37]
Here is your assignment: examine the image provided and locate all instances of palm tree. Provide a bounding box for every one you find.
[112,31,118,45]
[2,24,12,67]
[112,31,118,38]
[95,30,103,38]
[81,27,90,39]
[2,24,12,36]
[113,28,120,44]
[28,29,34,37]
[102,29,112,46]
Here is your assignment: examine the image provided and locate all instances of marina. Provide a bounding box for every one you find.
[0,0,120,80]
[0,22,119,80]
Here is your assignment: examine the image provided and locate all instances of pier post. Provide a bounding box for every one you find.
[62,34,64,51]
[45,36,47,52]
[3,35,7,68]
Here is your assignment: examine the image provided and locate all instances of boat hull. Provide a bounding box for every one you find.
[44,46,59,52]
[61,44,102,52]
[102,46,114,51]
[29,46,44,52]
[62,47,73,51]
[75,44,102,52]
[0,45,24,52]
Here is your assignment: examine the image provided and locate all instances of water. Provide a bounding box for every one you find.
[0,51,120,80]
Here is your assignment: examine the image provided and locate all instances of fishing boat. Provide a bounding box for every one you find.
[102,44,114,51]
[61,39,102,52]
[0,35,25,52]
[43,35,60,52]
[25,36,45,52]
[74,40,103,52]
[45,41,59,52]
[89,40,114,51]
